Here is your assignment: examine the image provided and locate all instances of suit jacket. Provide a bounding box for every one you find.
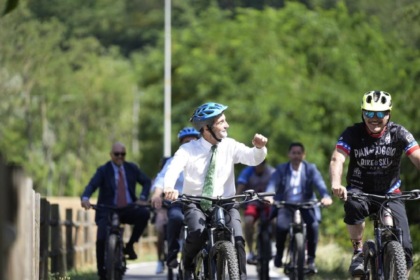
[270,161,330,221]
[81,161,151,222]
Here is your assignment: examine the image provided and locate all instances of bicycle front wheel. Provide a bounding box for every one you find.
[363,240,377,280]
[167,267,173,280]
[256,231,271,280]
[106,234,123,280]
[383,240,407,280]
[289,232,305,280]
[215,241,240,280]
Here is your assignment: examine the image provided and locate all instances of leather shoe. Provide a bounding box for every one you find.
[274,253,283,268]
[123,244,138,260]
[306,261,318,274]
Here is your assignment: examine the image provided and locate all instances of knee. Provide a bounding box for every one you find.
[308,223,319,234]
[136,207,151,220]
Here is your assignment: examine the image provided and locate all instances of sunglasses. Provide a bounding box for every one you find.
[113,152,126,157]
[363,110,390,119]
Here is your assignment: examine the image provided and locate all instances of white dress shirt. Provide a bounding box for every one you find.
[152,157,184,193]
[163,137,267,197]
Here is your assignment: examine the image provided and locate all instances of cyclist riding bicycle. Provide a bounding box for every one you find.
[329,91,420,277]
[81,142,151,280]
[150,127,201,273]
[266,142,332,274]
[236,160,275,265]
[161,102,268,280]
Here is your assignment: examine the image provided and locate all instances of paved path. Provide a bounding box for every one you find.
[124,261,289,280]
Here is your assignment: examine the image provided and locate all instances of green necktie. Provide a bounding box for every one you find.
[201,145,217,211]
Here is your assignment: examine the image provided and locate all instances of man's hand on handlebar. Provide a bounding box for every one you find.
[163,187,179,201]
[81,199,91,210]
[321,197,333,206]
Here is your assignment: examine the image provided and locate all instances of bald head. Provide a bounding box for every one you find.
[110,142,126,166]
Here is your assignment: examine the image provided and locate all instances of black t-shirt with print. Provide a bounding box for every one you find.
[336,121,417,194]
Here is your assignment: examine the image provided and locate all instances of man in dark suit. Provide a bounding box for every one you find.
[81,142,151,280]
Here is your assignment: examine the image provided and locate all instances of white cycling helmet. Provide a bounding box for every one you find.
[361,91,392,111]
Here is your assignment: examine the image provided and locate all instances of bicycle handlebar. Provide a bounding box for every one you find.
[90,203,151,211]
[347,190,420,202]
[173,190,275,206]
[273,200,323,209]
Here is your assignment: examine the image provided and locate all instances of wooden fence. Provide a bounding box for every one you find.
[0,156,157,280]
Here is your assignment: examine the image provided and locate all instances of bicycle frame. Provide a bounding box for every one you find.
[347,190,420,280]
[92,204,129,280]
[255,202,272,280]
[106,210,126,279]
[175,191,274,280]
[274,200,321,280]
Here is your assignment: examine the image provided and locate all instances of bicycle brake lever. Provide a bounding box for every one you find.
[410,190,420,200]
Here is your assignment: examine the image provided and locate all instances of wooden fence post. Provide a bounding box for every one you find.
[34,193,41,280]
[74,209,84,268]
[84,211,95,265]
[0,156,17,280]
[50,204,66,276]
[39,198,50,280]
[65,209,74,271]
[7,166,33,280]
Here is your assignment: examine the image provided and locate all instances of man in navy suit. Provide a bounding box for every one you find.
[81,142,151,280]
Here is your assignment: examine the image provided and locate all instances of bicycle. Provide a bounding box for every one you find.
[251,200,273,280]
[347,190,420,280]
[273,200,323,280]
[174,190,274,280]
[91,204,134,280]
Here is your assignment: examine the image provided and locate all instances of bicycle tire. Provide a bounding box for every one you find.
[362,240,377,280]
[256,231,271,280]
[383,240,407,280]
[106,234,123,280]
[215,241,240,280]
[167,267,174,280]
[289,232,305,280]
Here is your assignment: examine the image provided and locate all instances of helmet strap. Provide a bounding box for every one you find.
[206,124,222,142]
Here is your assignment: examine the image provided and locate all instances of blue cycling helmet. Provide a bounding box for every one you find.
[190,102,228,130]
[177,127,200,142]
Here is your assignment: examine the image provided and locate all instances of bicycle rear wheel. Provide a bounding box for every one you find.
[106,234,123,280]
[362,240,377,280]
[383,240,407,280]
[289,232,305,280]
[215,241,240,280]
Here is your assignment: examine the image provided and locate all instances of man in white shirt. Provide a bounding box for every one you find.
[163,102,268,280]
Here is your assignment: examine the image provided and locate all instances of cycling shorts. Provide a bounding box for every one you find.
[244,203,270,220]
